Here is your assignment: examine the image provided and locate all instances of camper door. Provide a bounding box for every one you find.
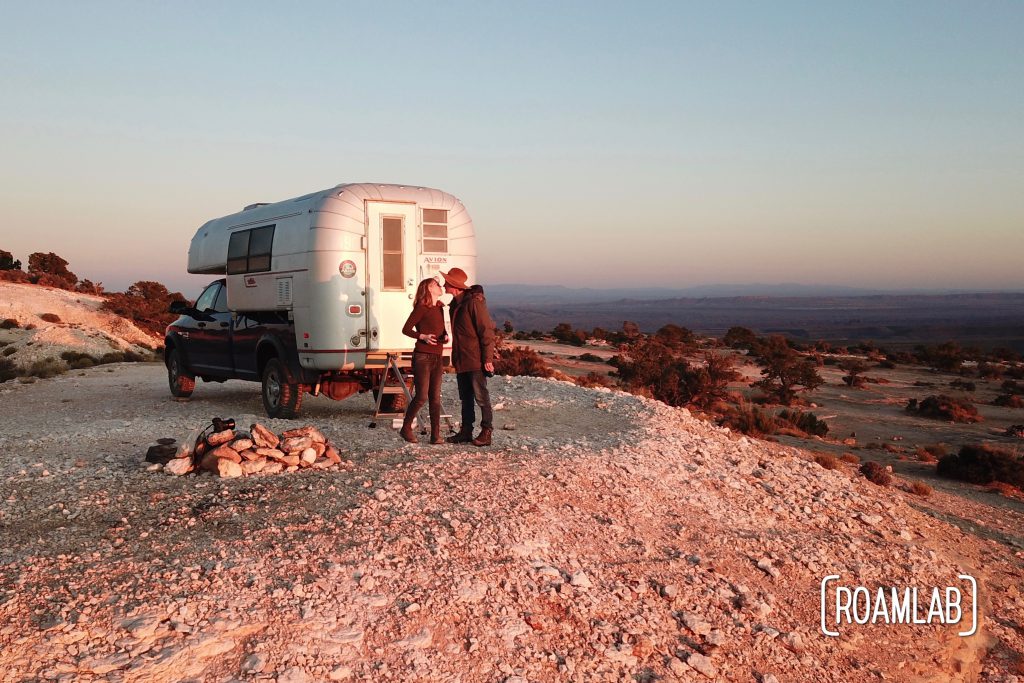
[365,202,418,350]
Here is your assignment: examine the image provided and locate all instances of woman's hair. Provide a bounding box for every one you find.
[413,278,439,307]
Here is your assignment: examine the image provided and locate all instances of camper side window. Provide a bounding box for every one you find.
[227,225,275,275]
[227,231,250,275]
[422,209,448,253]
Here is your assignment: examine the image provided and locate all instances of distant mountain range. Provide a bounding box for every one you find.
[485,283,1023,305]
[485,287,1024,352]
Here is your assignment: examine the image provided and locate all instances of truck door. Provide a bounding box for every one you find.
[189,281,233,375]
[366,202,418,350]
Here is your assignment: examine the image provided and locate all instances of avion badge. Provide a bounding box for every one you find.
[820,575,978,637]
[339,260,357,278]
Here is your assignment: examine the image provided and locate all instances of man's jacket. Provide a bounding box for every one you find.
[449,285,495,374]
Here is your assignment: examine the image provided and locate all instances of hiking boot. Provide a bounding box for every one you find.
[399,421,418,443]
[472,427,493,447]
[429,415,444,444]
[446,428,473,444]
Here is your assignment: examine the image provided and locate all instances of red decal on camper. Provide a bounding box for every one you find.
[339,260,357,278]
[244,276,257,288]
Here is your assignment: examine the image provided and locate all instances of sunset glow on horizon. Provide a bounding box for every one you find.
[1,1,1021,296]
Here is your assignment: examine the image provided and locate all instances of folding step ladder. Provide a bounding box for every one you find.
[369,353,413,428]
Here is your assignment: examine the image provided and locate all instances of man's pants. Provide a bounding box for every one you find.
[456,371,492,431]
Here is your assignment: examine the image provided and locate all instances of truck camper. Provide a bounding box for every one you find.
[165,183,476,418]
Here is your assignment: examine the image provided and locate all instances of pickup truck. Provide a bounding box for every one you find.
[164,278,312,418]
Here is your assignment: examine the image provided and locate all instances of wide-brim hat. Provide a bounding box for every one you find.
[440,267,470,290]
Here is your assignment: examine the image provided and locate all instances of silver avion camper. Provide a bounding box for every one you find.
[167,183,476,417]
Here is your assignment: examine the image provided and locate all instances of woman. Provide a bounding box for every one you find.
[399,277,447,444]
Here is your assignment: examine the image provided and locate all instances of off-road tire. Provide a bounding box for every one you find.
[167,348,195,398]
[262,357,302,419]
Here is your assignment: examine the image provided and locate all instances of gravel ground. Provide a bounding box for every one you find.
[1,363,1022,682]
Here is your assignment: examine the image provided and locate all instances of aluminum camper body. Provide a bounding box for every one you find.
[187,183,475,372]
[166,183,475,418]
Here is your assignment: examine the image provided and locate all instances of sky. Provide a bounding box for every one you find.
[1,1,1022,297]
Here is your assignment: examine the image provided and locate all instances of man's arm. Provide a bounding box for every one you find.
[474,301,496,369]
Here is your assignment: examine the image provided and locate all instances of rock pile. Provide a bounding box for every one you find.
[152,423,345,478]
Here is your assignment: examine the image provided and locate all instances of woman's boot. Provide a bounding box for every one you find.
[430,414,444,444]
[399,415,418,443]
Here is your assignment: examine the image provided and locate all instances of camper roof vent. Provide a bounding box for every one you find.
[243,203,269,211]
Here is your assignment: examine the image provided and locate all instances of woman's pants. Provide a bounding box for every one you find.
[404,352,443,431]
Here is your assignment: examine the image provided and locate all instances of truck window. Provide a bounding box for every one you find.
[195,283,221,313]
[213,284,229,312]
[422,209,447,253]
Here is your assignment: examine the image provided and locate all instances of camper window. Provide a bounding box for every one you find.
[422,209,448,253]
[227,224,275,275]
[227,232,249,274]
[382,217,404,290]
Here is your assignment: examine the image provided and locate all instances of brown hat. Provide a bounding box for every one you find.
[440,267,469,290]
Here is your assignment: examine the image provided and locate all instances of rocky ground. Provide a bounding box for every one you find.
[1,364,1023,682]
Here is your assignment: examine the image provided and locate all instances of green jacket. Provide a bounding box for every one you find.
[449,285,495,374]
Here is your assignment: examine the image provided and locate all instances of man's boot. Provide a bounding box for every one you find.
[399,417,418,443]
[430,414,444,445]
[472,427,492,447]
[447,426,473,444]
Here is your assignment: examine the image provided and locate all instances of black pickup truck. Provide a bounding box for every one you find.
[164,279,314,418]
[166,279,415,419]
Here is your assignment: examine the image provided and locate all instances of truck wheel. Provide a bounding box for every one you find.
[262,357,302,419]
[167,348,195,398]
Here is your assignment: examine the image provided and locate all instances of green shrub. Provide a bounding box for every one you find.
[574,372,614,388]
[949,379,976,392]
[494,345,553,378]
[575,352,605,363]
[907,395,982,423]
[777,409,829,437]
[814,453,841,470]
[915,444,946,462]
[840,453,860,465]
[60,351,97,369]
[38,313,61,323]
[720,401,778,437]
[909,481,933,497]
[25,358,64,379]
[0,357,18,383]
[0,318,19,329]
[937,444,1024,487]
[994,394,1023,408]
[860,461,892,486]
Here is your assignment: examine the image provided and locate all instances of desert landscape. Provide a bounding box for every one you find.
[2,282,1023,681]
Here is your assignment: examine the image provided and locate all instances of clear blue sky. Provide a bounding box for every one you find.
[1,1,1021,296]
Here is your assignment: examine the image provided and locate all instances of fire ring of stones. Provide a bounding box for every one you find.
[145,423,346,478]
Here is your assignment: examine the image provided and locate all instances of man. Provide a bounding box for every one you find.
[440,267,495,446]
